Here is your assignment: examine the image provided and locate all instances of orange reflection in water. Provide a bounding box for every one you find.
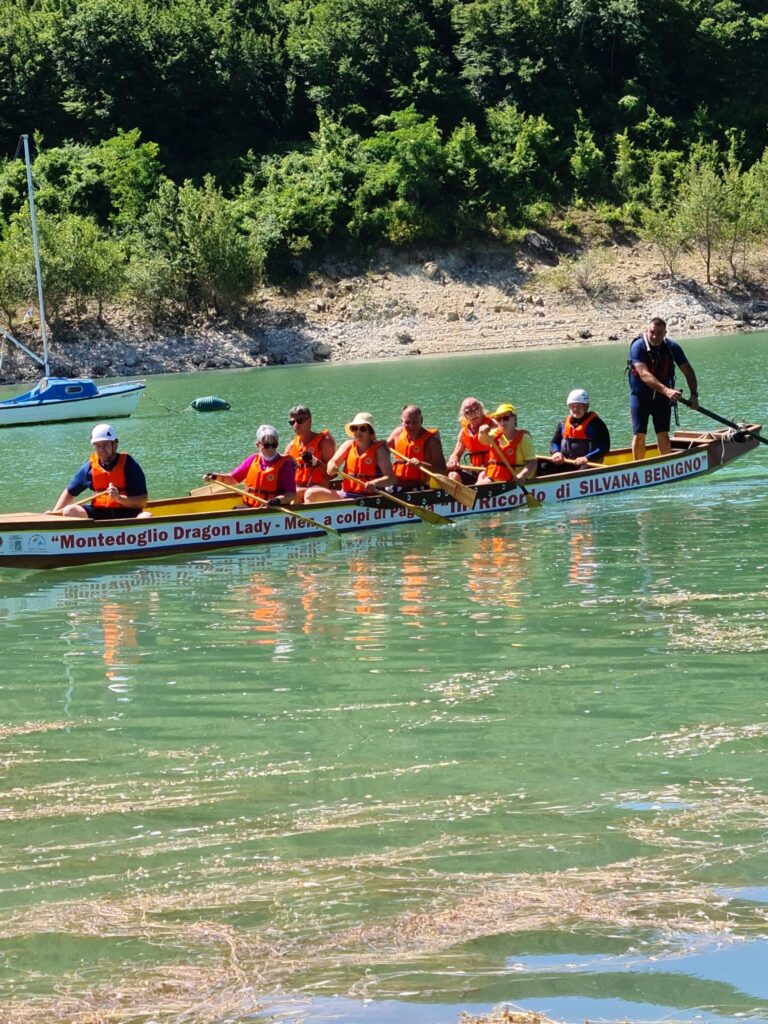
[567,517,596,585]
[230,573,289,647]
[400,552,428,622]
[101,601,139,681]
[464,533,527,608]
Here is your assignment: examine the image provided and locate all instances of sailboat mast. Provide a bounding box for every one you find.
[21,134,50,377]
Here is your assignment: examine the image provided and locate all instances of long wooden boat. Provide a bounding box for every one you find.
[0,425,760,570]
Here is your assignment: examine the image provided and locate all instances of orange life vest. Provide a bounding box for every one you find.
[561,411,597,460]
[459,416,493,467]
[485,430,531,483]
[563,411,597,441]
[90,452,128,508]
[243,453,291,506]
[391,427,439,484]
[285,430,332,486]
[344,440,383,493]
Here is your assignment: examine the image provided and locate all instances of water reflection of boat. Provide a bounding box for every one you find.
[0,538,377,618]
[0,427,760,570]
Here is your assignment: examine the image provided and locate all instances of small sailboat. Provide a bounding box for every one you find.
[0,134,144,428]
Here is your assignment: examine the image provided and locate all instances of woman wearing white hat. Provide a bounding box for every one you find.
[46,423,148,519]
[304,412,396,502]
[550,389,611,466]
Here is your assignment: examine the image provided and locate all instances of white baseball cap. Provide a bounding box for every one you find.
[90,423,118,443]
[567,389,589,405]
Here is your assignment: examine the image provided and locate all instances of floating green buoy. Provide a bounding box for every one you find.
[190,396,231,412]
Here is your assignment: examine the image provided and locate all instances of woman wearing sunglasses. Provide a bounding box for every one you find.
[304,412,396,502]
[446,397,494,484]
[202,424,296,506]
[476,403,537,487]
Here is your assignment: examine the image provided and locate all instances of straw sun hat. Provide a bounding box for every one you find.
[345,412,376,438]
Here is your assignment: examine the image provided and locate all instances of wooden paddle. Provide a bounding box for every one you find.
[212,479,341,536]
[387,447,476,509]
[541,455,604,470]
[49,491,109,515]
[335,469,452,526]
[678,397,768,447]
[477,427,541,508]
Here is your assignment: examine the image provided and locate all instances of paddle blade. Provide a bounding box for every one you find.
[189,482,231,496]
[426,472,477,509]
[414,505,454,526]
[524,491,541,508]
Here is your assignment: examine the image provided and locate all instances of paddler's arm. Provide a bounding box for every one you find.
[47,487,79,514]
[446,435,466,472]
[424,432,448,475]
[515,433,537,484]
[372,445,397,489]
[633,359,680,402]
[46,463,89,514]
[678,361,699,409]
[326,440,353,480]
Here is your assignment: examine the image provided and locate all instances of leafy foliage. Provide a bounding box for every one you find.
[0,0,766,327]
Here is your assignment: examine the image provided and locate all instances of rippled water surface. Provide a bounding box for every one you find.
[1,334,767,1023]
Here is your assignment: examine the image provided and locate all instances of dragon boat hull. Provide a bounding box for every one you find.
[0,426,759,570]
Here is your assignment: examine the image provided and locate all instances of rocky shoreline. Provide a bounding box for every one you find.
[2,240,766,384]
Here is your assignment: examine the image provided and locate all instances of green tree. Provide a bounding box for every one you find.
[350,106,447,243]
[0,221,34,328]
[675,143,727,285]
[570,110,605,199]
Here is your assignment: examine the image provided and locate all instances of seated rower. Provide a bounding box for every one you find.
[304,412,395,502]
[203,424,296,506]
[46,423,148,519]
[283,404,336,502]
[446,397,493,483]
[387,404,447,491]
[476,403,537,486]
[550,389,611,467]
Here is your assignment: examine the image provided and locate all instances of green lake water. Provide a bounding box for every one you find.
[1,333,767,1024]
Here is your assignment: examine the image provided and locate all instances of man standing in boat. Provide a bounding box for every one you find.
[550,389,611,466]
[387,404,447,490]
[628,317,699,459]
[47,423,148,519]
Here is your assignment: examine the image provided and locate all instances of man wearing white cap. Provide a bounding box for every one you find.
[550,390,611,466]
[47,423,148,518]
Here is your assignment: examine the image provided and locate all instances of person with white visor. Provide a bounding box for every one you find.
[550,389,611,466]
[47,423,148,518]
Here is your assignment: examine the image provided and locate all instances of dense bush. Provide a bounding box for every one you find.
[0,0,766,325]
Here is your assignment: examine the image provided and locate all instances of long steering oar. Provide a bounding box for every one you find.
[678,397,768,447]
[213,479,341,536]
[335,469,452,526]
[477,428,540,509]
[387,447,476,509]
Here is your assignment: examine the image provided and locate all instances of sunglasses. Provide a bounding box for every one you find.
[350,425,370,432]
[260,440,278,448]
[496,414,514,422]
[463,404,482,414]
[288,417,307,425]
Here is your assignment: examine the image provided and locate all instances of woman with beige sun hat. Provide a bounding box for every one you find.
[303,412,396,502]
